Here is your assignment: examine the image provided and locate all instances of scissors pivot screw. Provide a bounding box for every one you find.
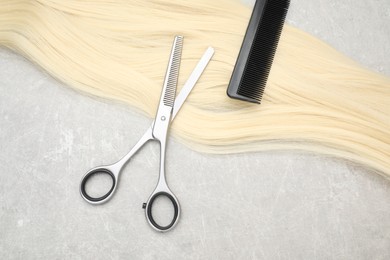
[161,116,166,121]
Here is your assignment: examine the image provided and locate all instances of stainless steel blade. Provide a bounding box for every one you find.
[162,36,183,108]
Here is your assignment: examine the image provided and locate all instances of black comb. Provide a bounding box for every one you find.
[227,0,290,104]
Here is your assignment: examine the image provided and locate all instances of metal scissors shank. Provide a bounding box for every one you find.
[80,126,154,203]
[80,38,215,232]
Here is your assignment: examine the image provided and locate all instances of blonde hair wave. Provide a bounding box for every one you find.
[1,0,389,177]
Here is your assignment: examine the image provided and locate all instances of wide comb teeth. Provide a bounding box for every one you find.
[163,36,183,107]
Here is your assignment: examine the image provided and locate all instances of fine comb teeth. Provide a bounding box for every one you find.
[163,36,183,108]
[227,0,290,104]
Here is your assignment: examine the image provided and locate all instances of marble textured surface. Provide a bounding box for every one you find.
[1,0,389,259]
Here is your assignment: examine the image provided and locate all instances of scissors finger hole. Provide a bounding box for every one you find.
[81,169,115,202]
[146,192,179,231]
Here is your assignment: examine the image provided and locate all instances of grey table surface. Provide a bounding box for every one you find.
[1,0,389,259]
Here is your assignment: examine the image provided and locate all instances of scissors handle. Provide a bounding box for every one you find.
[144,136,180,231]
[143,187,180,232]
[80,167,118,203]
[80,127,153,204]
[144,131,180,231]
[143,138,180,232]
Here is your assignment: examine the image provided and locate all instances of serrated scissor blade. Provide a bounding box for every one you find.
[152,36,183,140]
[162,36,183,108]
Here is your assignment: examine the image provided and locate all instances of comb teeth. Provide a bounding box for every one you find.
[227,0,290,104]
[163,36,183,107]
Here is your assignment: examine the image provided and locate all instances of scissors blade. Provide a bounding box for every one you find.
[115,45,213,168]
[161,35,183,109]
[152,36,183,139]
[172,46,214,119]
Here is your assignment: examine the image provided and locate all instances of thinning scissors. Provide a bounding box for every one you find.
[80,36,214,232]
